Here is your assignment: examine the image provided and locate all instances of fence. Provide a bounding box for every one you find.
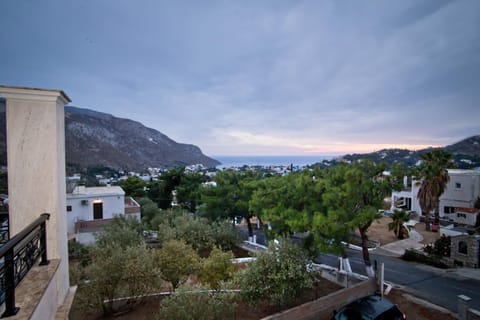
[0,213,50,317]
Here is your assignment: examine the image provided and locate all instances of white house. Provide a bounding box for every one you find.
[391,169,480,226]
[66,185,141,244]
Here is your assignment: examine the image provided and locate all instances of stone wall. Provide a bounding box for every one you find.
[449,235,480,268]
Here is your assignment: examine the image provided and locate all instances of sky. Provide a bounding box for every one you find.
[0,0,479,157]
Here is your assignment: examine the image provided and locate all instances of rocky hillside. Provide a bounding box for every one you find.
[0,105,219,170]
[64,106,219,170]
[340,135,480,169]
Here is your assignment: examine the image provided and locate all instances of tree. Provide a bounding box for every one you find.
[153,239,201,291]
[80,244,160,315]
[95,215,144,249]
[120,176,147,198]
[199,247,235,290]
[250,170,324,240]
[77,219,159,315]
[201,171,261,236]
[148,167,186,209]
[313,161,392,276]
[210,220,242,251]
[416,150,453,231]
[154,211,241,253]
[388,209,411,239]
[136,197,162,228]
[236,239,313,310]
[175,172,207,212]
[157,284,236,320]
[173,213,214,252]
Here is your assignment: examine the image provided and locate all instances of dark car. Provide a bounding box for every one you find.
[333,295,406,320]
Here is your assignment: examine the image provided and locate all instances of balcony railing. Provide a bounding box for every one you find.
[0,213,8,246]
[0,213,49,318]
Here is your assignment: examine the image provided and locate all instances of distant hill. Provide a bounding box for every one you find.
[64,106,219,170]
[339,135,480,169]
[0,105,219,170]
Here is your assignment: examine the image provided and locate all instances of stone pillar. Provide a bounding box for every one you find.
[0,85,71,306]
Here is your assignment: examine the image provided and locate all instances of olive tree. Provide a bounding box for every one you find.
[236,239,313,310]
[199,247,235,290]
[153,239,201,291]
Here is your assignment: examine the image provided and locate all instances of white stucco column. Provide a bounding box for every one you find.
[0,85,71,305]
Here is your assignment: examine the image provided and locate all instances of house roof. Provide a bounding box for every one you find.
[447,169,480,176]
[68,186,125,197]
[455,207,479,214]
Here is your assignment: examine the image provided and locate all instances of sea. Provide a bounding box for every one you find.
[213,155,333,169]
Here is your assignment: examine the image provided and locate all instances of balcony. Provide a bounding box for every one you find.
[0,214,53,317]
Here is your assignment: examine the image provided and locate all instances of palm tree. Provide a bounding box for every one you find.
[388,209,411,239]
[416,150,453,231]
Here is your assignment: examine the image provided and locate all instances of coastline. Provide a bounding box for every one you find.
[213,155,334,169]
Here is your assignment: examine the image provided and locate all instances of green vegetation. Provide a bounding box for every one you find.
[424,234,451,257]
[69,159,420,316]
[402,249,449,269]
[388,209,412,240]
[157,284,236,320]
[236,239,313,310]
[199,247,235,290]
[415,149,453,231]
[120,176,147,198]
[153,239,201,291]
[71,217,161,315]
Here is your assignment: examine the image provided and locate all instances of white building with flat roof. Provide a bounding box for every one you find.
[392,169,480,226]
[66,185,140,243]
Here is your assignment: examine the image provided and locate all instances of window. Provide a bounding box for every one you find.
[66,205,72,212]
[444,206,455,214]
[458,241,468,254]
[457,213,467,219]
[455,182,462,189]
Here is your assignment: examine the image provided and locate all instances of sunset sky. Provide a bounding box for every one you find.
[1,0,479,156]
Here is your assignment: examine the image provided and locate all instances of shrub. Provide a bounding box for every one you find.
[157,284,236,320]
[402,249,448,269]
[153,239,201,291]
[199,247,235,290]
[79,244,161,315]
[236,239,313,310]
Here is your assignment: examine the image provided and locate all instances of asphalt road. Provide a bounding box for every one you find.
[317,250,480,313]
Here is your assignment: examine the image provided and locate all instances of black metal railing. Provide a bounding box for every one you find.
[0,213,8,246]
[0,213,49,318]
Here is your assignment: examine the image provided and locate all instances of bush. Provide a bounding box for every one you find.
[424,235,451,257]
[402,249,449,269]
[68,240,91,267]
[199,247,235,290]
[153,239,201,291]
[155,212,241,253]
[79,244,161,315]
[95,216,144,249]
[157,284,236,320]
[236,239,313,310]
[211,220,242,251]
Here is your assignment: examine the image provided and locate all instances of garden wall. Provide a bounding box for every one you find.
[261,278,377,320]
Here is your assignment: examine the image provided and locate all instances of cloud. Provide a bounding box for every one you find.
[0,0,479,156]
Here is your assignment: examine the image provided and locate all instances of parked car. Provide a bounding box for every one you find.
[332,295,406,320]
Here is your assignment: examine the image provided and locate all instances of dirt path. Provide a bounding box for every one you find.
[365,217,440,246]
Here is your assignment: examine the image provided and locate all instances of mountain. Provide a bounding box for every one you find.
[64,106,220,170]
[339,135,480,169]
[0,105,219,170]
